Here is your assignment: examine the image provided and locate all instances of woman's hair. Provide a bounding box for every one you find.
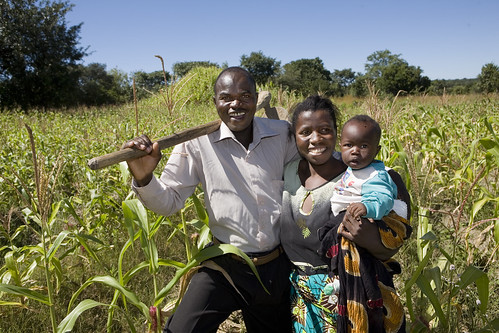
[290,95,340,135]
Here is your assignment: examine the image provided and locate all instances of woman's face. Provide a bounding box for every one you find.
[294,109,337,166]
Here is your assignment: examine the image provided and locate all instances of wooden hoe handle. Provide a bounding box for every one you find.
[87,119,221,170]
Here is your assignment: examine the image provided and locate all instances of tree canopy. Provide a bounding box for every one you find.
[364,50,431,95]
[172,61,219,79]
[278,57,332,96]
[0,0,87,110]
[240,51,281,85]
[478,63,499,93]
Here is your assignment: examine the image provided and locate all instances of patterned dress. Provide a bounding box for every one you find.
[281,159,343,332]
[281,158,412,333]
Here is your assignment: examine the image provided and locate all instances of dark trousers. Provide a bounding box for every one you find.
[163,252,293,333]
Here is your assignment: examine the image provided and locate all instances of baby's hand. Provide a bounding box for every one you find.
[346,203,367,219]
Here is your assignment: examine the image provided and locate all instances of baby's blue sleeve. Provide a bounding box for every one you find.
[361,168,398,220]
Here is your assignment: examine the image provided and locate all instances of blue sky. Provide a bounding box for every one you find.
[66,0,499,80]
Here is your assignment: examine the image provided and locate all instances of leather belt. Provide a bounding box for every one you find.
[231,245,284,266]
[213,238,284,266]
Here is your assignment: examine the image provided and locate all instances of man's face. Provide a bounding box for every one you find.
[213,71,257,133]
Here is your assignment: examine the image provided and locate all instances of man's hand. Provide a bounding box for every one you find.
[122,134,162,187]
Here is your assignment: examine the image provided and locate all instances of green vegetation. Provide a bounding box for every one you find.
[0,72,498,332]
[3,1,499,111]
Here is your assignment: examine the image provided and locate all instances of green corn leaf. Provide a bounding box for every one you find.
[63,199,83,226]
[0,300,25,307]
[57,299,111,333]
[4,252,21,286]
[191,192,208,226]
[454,265,487,296]
[424,266,442,298]
[67,275,149,318]
[47,200,62,227]
[472,197,489,220]
[494,219,499,245]
[475,273,489,314]
[0,283,50,305]
[402,245,434,293]
[479,138,499,165]
[46,230,69,262]
[155,243,269,306]
[415,274,448,328]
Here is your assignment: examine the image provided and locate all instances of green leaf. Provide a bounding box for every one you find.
[47,200,62,227]
[472,197,490,219]
[415,274,448,328]
[402,245,434,293]
[454,265,487,295]
[494,219,499,245]
[155,243,269,306]
[57,299,111,333]
[67,275,149,318]
[0,300,25,307]
[46,230,69,262]
[479,138,499,165]
[191,192,208,226]
[0,283,50,305]
[476,273,489,314]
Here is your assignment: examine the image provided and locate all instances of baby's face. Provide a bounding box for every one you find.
[339,121,380,169]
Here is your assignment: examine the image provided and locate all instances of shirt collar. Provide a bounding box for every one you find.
[213,117,279,145]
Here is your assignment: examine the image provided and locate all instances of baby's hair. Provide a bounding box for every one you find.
[290,95,339,135]
[214,67,256,94]
[344,115,381,143]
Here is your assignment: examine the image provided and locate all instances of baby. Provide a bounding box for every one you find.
[331,114,407,220]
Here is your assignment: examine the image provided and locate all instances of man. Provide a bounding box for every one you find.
[124,67,298,332]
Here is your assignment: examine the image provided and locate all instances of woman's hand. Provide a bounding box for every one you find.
[122,134,162,187]
[339,210,397,261]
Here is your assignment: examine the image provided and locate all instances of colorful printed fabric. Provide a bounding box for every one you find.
[318,211,412,333]
[290,270,340,333]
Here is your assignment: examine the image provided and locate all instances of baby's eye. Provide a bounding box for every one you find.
[361,144,368,149]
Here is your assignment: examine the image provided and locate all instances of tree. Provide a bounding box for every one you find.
[278,57,332,96]
[0,0,87,110]
[240,51,281,85]
[133,70,169,99]
[364,50,430,95]
[76,63,130,106]
[478,63,499,93]
[172,61,219,79]
[330,68,358,96]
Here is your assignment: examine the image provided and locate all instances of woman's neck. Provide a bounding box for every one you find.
[299,156,346,189]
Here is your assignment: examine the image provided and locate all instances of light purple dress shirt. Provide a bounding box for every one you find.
[133,117,298,253]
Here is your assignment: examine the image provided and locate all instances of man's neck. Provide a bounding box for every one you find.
[234,121,253,150]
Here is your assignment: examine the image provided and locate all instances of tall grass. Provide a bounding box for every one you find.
[0,77,498,331]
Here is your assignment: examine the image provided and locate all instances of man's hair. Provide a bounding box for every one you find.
[290,95,340,135]
[214,67,256,94]
[344,115,382,143]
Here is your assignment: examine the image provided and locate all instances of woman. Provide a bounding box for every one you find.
[280,95,411,332]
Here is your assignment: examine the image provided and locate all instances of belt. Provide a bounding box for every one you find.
[213,238,284,266]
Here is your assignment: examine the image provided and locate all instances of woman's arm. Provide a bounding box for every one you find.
[339,213,397,260]
[339,169,411,261]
